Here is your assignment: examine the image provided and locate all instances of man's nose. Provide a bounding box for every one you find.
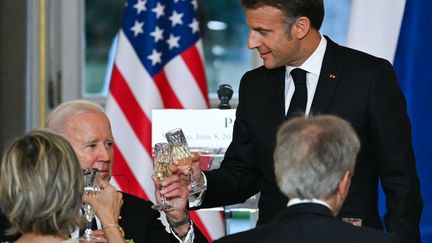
[247,31,260,50]
[98,146,111,162]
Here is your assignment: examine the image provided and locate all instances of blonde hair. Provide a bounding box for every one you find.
[0,129,83,236]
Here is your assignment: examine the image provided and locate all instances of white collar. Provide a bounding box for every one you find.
[287,197,332,210]
[286,34,327,76]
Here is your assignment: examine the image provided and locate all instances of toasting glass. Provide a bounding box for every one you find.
[78,168,100,241]
[151,142,174,211]
[165,128,205,195]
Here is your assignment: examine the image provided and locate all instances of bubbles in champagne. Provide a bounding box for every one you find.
[154,142,173,181]
[171,145,192,167]
[155,162,172,181]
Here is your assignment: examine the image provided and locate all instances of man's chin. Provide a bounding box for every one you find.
[262,58,284,69]
[263,62,279,69]
[99,172,111,182]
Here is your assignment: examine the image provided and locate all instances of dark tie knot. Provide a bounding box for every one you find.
[291,68,307,86]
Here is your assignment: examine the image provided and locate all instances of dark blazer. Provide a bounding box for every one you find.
[120,192,208,242]
[0,192,208,243]
[202,37,422,243]
[214,203,393,243]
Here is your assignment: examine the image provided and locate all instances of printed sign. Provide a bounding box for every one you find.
[152,109,236,149]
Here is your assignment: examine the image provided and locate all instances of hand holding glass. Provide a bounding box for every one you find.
[165,128,205,195]
[152,142,174,211]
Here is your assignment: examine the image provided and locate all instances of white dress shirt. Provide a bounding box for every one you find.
[284,35,327,115]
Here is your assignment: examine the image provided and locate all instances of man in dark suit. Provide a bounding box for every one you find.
[1,100,207,242]
[190,1,422,242]
[215,115,392,243]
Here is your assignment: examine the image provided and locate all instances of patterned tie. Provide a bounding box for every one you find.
[286,68,307,118]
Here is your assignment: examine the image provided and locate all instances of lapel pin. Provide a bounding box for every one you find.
[329,74,336,79]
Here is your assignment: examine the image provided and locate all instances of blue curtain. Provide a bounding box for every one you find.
[392,0,432,242]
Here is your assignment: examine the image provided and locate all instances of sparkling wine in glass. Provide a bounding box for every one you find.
[151,143,174,211]
[165,128,205,195]
[78,168,100,241]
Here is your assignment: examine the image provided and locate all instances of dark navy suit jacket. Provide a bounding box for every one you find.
[201,36,422,243]
[215,203,393,243]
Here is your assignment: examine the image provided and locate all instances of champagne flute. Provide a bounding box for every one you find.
[78,168,100,241]
[152,143,174,211]
[165,128,206,195]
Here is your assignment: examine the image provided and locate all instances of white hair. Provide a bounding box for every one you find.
[274,115,360,200]
[47,100,104,134]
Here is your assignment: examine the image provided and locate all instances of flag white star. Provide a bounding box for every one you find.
[133,0,147,14]
[130,20,144,37]
[169,11,184,27]
[150,26,164,42]
[166,34,180,49]
[191,0,198,10]
[152,2,165,19]
[189,18,199,34]
[148,49,162,65]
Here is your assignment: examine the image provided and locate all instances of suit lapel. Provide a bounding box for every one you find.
[310,36,343,114]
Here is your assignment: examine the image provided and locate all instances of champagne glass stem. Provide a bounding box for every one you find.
[188,166,205,195]
[78,168,100,241]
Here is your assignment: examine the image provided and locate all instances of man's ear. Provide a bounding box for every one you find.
[292,16,311,39]
[328,171,352,216]
[337,171,352,202]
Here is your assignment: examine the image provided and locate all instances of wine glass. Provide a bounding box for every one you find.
[78,168,101,241]
[165,128,206,195]
[151,142,174,211]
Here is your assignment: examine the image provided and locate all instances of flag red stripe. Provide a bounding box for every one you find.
[181,46,210,107]
[112,144,150,200]
[107,1,223,239]
[153,70,184,108]
[190,211,212,242]
[219,211,225,224]
[110,65,152,155]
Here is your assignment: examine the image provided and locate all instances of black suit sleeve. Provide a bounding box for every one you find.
[200,72,262,208]
[368,60,422,243]
[120,193,208,243]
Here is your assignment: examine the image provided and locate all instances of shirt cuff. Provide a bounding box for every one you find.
[171,219,195,243]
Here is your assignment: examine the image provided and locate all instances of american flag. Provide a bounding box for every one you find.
[105,0,225,241]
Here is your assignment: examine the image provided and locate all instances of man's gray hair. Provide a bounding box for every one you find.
[274,115,360,200]
[47,100,104,134]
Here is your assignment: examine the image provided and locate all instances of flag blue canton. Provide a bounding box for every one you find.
[122,0,200,76]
